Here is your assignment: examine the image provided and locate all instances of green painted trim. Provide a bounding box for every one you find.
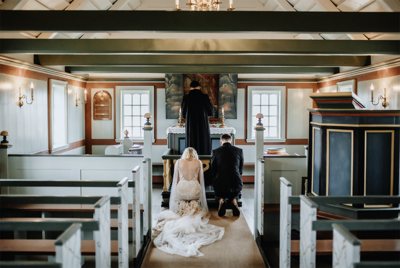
[0,195,104,205]
[313,219,400,231]
[0,220,98,232]
[332,223,361,245]
[0,262,61,268]
[54,223,81,246]
[94,196,110,208]
[300,195,318,208]
[354,262,400,267]
[0,179,134,188]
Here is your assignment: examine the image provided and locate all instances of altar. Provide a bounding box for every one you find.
[161,126,237,207]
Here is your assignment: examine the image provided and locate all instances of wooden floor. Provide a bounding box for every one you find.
[152,184,255,234]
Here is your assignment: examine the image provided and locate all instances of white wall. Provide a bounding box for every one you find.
[0,72,86,154]
[287,88,313,139]
[0,74,48,154]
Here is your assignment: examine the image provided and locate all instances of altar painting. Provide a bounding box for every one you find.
[165,74,183,119]
[165,74,238,119]
[218,74,238,119]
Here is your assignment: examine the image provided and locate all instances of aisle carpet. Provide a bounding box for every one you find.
[142,209,266,268]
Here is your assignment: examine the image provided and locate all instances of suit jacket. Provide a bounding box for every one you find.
[211,143,244,193]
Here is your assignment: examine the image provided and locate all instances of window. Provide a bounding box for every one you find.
[50,79,68,152]
[121,90,150,139]
[247,86,286,142]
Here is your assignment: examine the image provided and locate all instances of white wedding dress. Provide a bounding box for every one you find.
[154,159,225,257]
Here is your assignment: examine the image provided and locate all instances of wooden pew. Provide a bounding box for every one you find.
[332,223,400,267]
[279,177,400,268]
[0,167,145,267]
[0,195,110,268]
[0,222,84,268]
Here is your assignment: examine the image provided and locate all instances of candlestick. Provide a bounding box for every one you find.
[229,0,233,8]
[175,0,181,10]
[84,89,87,103]
[219,107,226,128]
[371,83,374,102]
[177,108,184,128]
[30,82,34,99]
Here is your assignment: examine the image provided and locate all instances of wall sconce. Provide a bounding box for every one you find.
[76,89,87,107]
[370,83,389,109]
[18,82,34,107]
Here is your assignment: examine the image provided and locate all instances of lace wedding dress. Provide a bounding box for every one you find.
[154,159,225,257]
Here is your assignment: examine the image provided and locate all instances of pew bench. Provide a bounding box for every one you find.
[0,240,119,256]
[290,239,400,255]
[0,196,111,268]
[0,221,85,267]
[279,177,400,268]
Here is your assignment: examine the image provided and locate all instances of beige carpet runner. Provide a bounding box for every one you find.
[142,209,266,268]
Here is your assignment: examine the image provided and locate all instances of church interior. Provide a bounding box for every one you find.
[0,0,399,267]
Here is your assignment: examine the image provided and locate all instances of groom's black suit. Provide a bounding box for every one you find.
[211,142,244,200]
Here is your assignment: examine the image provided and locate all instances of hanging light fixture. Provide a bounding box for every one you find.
[181,0,233,11]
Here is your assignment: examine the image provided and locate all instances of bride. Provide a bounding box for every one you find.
[154,147,225,257]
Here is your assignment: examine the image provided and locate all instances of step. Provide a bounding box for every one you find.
[161,198,242,208]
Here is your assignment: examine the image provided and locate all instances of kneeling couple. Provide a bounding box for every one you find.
[154,133,244,257]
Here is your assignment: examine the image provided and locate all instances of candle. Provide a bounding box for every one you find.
[371,83,374,101]
[222,108,224,116]
[179,108,181,115]
[30,82,34,99]
[175,0,179,9]
[19,86,21,96]
[229,0,233,8]
[84,89,87,102]
[317,89,319,93]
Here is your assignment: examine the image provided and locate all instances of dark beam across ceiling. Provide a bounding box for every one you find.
[0,11,399,33]
[1,39,399,55]
[66,66,339,74]
[36,55,369,67]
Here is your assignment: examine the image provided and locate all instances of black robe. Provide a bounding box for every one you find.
[181,90,214,155]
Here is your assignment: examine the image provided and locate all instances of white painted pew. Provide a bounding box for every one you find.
[0,222,82,268]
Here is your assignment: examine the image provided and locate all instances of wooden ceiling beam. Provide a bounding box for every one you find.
[1,39,398,55]
[0,11,399,33]
[66,66,339,74]
[36,55,370,67]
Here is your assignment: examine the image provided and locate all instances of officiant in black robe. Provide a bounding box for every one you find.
[181,81,214,155]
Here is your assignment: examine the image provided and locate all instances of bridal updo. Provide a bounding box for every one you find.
[181,147,199,161]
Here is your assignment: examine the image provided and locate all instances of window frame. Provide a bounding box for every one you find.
[116,86,154,142]
[49,79,69,153]
[247,86,286,143]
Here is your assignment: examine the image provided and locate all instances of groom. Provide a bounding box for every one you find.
[211,133,244,217]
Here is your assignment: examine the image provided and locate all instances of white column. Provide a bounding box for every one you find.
[0,145,11,180]
[143,115,153,240]
[254,115,265,240]
[117,178,129,268]
[300,195,317,268]
[280,177,293,268]
[332,224,361,268]
[132,167,141,259]
[55,223,82,268]
[94,196,111,268]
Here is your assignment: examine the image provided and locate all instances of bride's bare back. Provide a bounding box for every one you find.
[176,159,202,201]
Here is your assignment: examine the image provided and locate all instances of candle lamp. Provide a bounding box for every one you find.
[18,82,34,107]
[1,130,9,146]
[75,89,87,107]
[144,113,152,127]
[177,108,184,128]
[227,0,235,11]
[175,0,181,10]
[370,83,389,108]
[219,108,226,128]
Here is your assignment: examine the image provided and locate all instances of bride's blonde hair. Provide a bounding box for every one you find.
[181,147,199,161]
